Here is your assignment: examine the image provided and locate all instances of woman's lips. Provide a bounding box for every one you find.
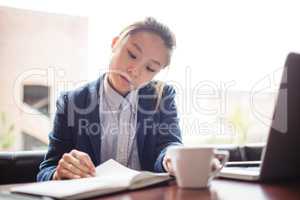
[119,74,136,90]
[119,74,130,84]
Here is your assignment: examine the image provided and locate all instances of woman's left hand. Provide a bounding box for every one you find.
[162,155,175,175]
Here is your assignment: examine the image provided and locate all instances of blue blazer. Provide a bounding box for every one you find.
[37,75,182,181]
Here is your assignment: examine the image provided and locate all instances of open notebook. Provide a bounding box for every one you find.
[10,159,172,200]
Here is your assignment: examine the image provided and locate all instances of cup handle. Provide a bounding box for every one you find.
[209,150,229,179]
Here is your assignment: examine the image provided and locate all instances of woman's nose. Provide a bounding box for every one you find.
[127,65,140,78]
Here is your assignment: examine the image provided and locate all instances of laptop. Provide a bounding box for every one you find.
[218,52,300,181]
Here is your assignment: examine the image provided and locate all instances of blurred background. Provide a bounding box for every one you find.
[0,0,299,151]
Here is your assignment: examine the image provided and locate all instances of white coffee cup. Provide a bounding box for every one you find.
[166,146,229,188]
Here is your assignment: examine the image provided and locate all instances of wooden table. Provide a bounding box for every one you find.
[1,179,300,200]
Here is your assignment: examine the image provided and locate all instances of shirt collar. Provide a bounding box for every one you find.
[103,73,138,111]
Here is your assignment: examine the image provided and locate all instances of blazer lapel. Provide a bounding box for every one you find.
[136,84,156,165]
[85,77,103,165]
[86,76,156,166]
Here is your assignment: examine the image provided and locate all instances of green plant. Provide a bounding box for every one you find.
[0,112,15,150]
[228,106,250,145]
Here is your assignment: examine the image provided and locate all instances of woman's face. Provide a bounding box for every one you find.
[108,31,169,95]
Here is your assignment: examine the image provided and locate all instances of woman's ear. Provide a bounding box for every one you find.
[111,36,119,50]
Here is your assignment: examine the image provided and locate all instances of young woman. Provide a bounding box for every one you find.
[37,17,182,181]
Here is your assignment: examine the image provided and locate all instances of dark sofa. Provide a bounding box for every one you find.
[0,150,45,184]
[0,144,264,185]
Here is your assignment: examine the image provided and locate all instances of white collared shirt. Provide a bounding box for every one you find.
[99,74,141,170]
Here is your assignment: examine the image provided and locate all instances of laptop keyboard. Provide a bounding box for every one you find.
[228,166,260,171]
[225,161,261,168]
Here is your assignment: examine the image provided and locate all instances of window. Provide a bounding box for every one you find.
[22,132,47,151]
[1,1,299,147]
[0,5,88,151]
[23,85,49,116]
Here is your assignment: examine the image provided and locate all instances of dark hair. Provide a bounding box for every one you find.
[119,17,176,111]
[118,17,176,67]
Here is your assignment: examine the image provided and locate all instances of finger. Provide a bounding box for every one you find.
[84,155,96,173]
[60,168,81,179]
[63,153,91,175]
[71,150,96,175]
[211,158,221,171]
[166,159,175,175]
[60,159,85,178]
[56,163,80,179]
[162,156,168,171]
[75,151,96,173]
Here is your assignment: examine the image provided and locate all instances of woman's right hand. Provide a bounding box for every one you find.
[53,149,96,180]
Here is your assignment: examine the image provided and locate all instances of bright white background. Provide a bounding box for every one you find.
[1,0,299,144]
[1,0,300,90]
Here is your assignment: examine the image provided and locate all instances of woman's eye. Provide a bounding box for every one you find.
[127,50,136,59]
[146,66,156,73]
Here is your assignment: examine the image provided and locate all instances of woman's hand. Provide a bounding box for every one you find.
[163,155,175,176]
[53,149,96,180]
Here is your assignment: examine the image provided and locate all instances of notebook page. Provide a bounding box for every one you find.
[95,159,140,181]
